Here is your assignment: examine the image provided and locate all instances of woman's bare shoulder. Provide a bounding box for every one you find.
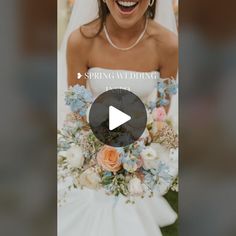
[147,20,178,54]
[67,18,102,55]
[80,18,102,37]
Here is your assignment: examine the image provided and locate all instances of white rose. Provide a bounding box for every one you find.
[169,148,178,162]
[123,163,138,173]
[61,146,84,168]
[128,177,143,196]
[150,143,169,160]
[141,146,158,170]
[79,168,101,189]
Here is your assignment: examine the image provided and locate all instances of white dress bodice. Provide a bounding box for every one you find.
[87,67,159,103]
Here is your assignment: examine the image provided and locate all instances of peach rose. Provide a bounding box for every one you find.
[97,146,122,172]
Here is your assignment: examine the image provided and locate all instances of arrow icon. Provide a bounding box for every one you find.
[109,106,131,131]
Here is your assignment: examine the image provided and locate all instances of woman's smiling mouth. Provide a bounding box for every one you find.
[115,1,139,14]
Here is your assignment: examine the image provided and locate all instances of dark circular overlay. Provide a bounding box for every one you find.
[89,89,147,147]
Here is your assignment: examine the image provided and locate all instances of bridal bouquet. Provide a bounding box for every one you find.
[58,82,178,202]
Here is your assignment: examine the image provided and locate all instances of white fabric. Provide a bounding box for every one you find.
[87,67,159,101]
[58,188,177,236]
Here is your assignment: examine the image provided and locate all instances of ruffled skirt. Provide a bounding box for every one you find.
[58,187,177,236]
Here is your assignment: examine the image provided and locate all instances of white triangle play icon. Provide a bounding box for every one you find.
[109,106,131,131]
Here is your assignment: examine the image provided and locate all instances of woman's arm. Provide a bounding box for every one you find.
[157,30,178,113]
[66,29,91,87]
[159,31,178,79]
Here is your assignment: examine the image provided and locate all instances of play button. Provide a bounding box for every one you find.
[89,89,147,147]
[109,106,131,131]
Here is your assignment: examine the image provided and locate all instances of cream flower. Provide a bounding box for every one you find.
[60,146,84,168]
[150,121,165,137]
[169,148,178,162]
[150,143,169,160]
[79,168,101,189]
[123,163,137,173]
[123,155,141,173]
[141,146,158,170]
[128,177,143,196]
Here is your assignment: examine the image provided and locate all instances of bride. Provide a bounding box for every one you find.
[58,0,178,235]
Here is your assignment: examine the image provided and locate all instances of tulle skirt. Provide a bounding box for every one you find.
[58,187,177,236]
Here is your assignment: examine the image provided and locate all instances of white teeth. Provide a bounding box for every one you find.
[117,1,137,7]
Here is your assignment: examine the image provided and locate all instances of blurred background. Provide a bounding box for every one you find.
[0,0,57,235]
[179,0,236,235]
[1,0,236,236]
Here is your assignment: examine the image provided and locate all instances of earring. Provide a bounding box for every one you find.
[149,0,154,7]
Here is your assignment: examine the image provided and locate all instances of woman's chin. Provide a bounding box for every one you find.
[111,8,140,29]
[109,0,149,29]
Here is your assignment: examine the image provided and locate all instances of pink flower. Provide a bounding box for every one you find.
[152,107,167,121]
[137,157,144,169]
[97,146,122,172]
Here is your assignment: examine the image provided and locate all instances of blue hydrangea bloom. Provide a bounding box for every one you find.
[155,78,178,107]
[65,85,93,115]
[154,162,173,182]
[143,172,156,190]
[148,101,157,110]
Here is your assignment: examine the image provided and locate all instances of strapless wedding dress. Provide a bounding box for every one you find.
[87,67,158,101]
[58,68,177,236]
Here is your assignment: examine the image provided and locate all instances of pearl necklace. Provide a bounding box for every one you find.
[104,19,148,51]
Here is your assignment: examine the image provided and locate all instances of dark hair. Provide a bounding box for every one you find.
[81,0,157,38]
